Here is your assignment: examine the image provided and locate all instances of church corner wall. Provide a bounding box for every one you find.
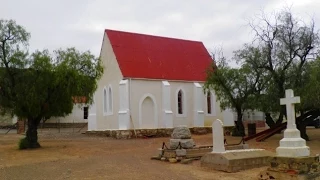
[193,82,204,127]
[118,79,130,130]
[94,33,123,130]
[162,81,173,128]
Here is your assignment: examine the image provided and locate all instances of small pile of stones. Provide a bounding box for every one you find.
[169,126,195,149]
[151,126,199,164]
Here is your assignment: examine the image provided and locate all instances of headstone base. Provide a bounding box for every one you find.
[201,149,274,172]
[276,129,310,157]
[259,156,320,180]
[276,146,310,157]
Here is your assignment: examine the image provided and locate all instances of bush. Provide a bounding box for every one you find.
[18,137,29,150]
[231,127,244,137]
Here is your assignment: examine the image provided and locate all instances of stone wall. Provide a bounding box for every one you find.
[86,127,214,139]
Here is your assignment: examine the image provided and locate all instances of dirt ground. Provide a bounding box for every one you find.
[0,128,319,180]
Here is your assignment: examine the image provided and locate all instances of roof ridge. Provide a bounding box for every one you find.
[105,29,202,43]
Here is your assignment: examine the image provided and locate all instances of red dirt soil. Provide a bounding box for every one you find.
[0,128,319,180]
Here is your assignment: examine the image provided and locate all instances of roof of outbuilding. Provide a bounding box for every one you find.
[105,29,212,81]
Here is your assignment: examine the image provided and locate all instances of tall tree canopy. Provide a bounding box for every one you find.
[205,8,320,140]
[236,8,320,140]
[204,54,266,136]
[237,9,319,123]
[0,19,103,148]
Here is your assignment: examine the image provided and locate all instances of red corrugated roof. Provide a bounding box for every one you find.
[105,29,212,81]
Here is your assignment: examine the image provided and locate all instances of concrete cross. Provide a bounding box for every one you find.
[280,89,300,129]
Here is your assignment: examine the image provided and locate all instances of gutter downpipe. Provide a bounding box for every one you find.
[129,78,137,137]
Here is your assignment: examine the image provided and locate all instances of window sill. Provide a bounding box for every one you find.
[176,113,187,118]
[103,112,113,116]
[206,113,216,117]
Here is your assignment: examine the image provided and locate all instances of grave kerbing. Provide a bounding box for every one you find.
[201,119,273,172]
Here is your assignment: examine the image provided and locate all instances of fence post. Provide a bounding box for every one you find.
[58,119,60,133]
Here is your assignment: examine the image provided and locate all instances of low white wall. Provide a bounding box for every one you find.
[46,104,88,123]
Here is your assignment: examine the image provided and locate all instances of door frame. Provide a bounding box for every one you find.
[139,93,158,129]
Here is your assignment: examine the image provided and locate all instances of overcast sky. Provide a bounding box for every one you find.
[1,0,320,60]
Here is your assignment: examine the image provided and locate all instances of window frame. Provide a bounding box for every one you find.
[103,87,108,115]
[103,85,113,116]
[206,91,216,116]
[176,88,186,117]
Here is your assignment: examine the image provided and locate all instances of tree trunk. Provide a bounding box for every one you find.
[296,109,320,141]
[276,106,286,124]
[265,113,275,128]
[297,121,309,141]
[232,110,245,137]
[25,117,41,148]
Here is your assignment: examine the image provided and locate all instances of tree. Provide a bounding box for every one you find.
[204,53,266,136]
[237,8,319,125]
[0,19,103,149]
[294,56,320,140]
[235,8,320,140]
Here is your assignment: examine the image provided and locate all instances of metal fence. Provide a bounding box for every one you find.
[1,120,88,135]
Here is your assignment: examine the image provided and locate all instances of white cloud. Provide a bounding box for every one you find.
[0,0,319,59]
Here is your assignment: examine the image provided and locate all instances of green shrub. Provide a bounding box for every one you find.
[231,127,243,137]
[18,137,29,150]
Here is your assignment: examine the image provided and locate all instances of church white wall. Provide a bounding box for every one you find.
[170,82,199,127]
[94,34,123,130]
[130,79,162,129]
[129,80,224,129]
[203,90,224,127]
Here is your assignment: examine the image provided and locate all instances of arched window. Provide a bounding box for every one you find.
[207,92,212,114]
[206,91,216,116]
[178,90,183,114]
[103,88,107,113]
[108,86,112,112]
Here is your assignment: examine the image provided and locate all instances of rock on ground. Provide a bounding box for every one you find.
[170,139,195,149]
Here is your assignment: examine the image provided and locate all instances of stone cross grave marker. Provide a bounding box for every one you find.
[276,89,310,157]
[212,119,225,153]
[280,89,300,130]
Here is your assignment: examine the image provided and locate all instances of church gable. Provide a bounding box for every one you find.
[105,29,212,81]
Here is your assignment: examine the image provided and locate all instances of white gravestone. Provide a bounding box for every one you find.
[212,119,226,153]
[276,89,310,157]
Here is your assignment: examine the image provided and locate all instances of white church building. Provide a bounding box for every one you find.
[87,29,224,131]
